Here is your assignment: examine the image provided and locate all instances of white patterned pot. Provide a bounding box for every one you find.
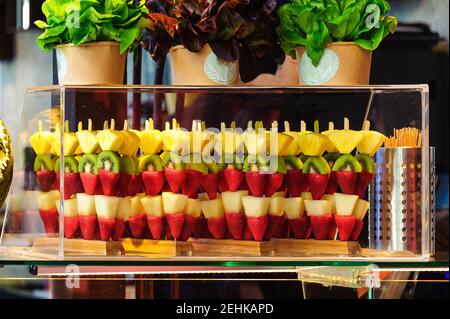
[296,42,372,85]
[169,45,239,85]
[56,41,126,85]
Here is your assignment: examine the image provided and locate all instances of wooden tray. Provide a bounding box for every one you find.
[121,238,193,257]
[189,239,275,257]
[32,237,124,256]
[273,239,361,257]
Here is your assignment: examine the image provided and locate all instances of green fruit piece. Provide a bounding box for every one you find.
[62,156,79,173]
[187,162,208,174]
[332,154,362,173]
[276,157,287,174]
[356,154,375,174]
[284,156,303,170]
[299,154,309,163]
[160,151,184,170]
[34,155,55,171]
[79,154,98,174]
[223,153,243,171]
[207,161,223,173]
[97,151,120,173]
[324,152,340,168]
[54,157,60,172]
[302,156,331,174]
[120,156,138,175]
[138,154,163,173]
[243,154,269,172]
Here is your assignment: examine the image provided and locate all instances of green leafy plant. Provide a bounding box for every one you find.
[277,0,398,65]
[35,0,149,54]
[143,0,285,82]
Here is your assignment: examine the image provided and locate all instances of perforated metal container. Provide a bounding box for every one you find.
[369,147,435,257]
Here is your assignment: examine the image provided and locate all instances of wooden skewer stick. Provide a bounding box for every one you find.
[110,119,116,130]
[78,121,83,132]
[313,120,320,134]
[328,121,334,131]
[284,121,291,132]
[123,119,129,131]
[103,120,109,130]
[165,121,170,131]
[38,120,43,132]
[88,119,93,131]
[300,120,306,133]
[344,117,349,130]
[363,120,370,131]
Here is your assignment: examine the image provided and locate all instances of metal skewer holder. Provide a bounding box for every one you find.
[369,147,435,258]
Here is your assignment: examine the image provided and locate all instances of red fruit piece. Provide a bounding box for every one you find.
[94,182,103,195]
[80,172,98,195]
[79,215,97,240]
[335,171,358,195]
[355,172,375,198]
[265,173,284,197]
[192,215,207,238]
[326,171,338,195]
[218,172,229,193]
[335,215,356,241]
[147,215,164,240]
[327,215,337,240]
[200,173,219,199]
[238,178,249,191]
[53,173,60,190]
[225,212,246,240]
[265,215,285,240]
[310,215,332,240]
[245,172,267,197]
[207,216,226,239]
[305,216,313,239]
[281,217,290,238]
[308,173,330,200]
[98,169,120,196]
[128,213,147,239]
[64,172,79,200]
[350,219,364,241]
[165,168,186,193]
[142,171,165,196]
[128,175,143,196]
[36,170,55,192]
[166,213,185,239]
[98,218,116,241]
[289,216,308,239]
[112,219,126,241]
[242,224,253,240]
[182,170,202,199]
[223,168,244,192]
[246,216,268,241]
[64,216,79,239]
[39,209,59,234]
[180,215,196,241]
[117,173,132,197]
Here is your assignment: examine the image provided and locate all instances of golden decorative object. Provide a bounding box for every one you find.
[0,119,13,208]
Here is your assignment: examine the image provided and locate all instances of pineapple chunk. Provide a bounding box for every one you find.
[185,198,202,218]
[357,131,386,156]
[36,190,60,211]
[242,196,270,218]
[94,195,119,220]
[334,193,359,216]
[141,195,164,217]
[162,192,187,214]
[97,119,124,152]
[201,198,225,219]
[76,120,99,154]
[297,133,329,156]
[161,120,189,153]
[221,191,249,213]
[301,192,312,200]
[322,194,337,213]
[118,120,140,156]
[353,199,370,221]
[29,121,52,155]
[129,194,145,217]
[328,130,363,154]
[269,196,285,216]
[76,193,96,216]
[140,119,163,155]
[304,200,331,216]
[55,198,78,217]
[117,197,131,221]
[284,197,305,219]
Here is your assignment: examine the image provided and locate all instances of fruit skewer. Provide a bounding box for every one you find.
[304,199,332,240]
[128,194,147,239]
[334,193,359,241]
[202,197,227,239]
[162,192,187,240]
[265,195,285,240]
[284,197,307,239]
[322,122,339,195]
[37,190,60,234]
[141,195,164,240]
[77,193,97,240]
[56,197,78,239]
[222,190,248,240]
[242,196,270,241]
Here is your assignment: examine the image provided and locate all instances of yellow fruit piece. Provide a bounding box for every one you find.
[283,121,301,156]
[118,120,140,156]
[50,122,79,156]
[357,130,386,156]
[297,133,329,156]
[140,119,163,155]
[29,121,52,155]
[214,122,244,155]
[328,130,363,154]
[242,121,266,155]
[190,120,214,154]
[97,119,124,152]
[161,119,189,153]
[76,119,99,154]
[265,122,292,156]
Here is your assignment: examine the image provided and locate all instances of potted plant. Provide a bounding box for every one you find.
[143,0,285,85]
[35,0,149,85]
[277,0,398,85]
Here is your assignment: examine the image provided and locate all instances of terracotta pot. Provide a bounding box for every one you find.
[56,41,126,85]
[296,42,372,85]
[169,45,240,85]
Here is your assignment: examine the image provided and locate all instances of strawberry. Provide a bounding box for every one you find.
[64,216,79,239]
[36,170,55,192]
[242,224,253,240]
[180,215,196,241]
[128,213,147,239]
[182,170,202,199]
[286,169,309,197]
[64,172,79,200]
[39,209,59,234]
[79,215,97,240]
[147,216,164,240]
[165,213,185,239]
[326,171,338,195]
[223,168,244,192]
[142,171,165,196]
[327,215,337,239]
[112,219,126,241]
[53,173,60,190]
[305,217,313,239]
[238,178,249,191]
[265,173,284,197]
[308,173,329,200]
[165,168,187,194]
[264,214,285,240]
[94,182,104,195]
[128,175,143,196]
[355,171,374,198]
[289,216,308,239]
[310,215,332,240]
[246,216,268,241]
[281,217,290,238]
[98,218,116,241]
[207,216,226,239]
[335,215,356,241]
[80,172,98,195]
[98,169,120,196]
[200,173,219,199]
[218,172,229,193]
[335,171,358,195]
[117,173,132,197]
[225,212,246,240]
[350,220,364,241]
[192,215,207,238]
[245,172,267,197]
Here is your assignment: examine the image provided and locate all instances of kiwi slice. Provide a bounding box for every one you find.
[223,153,243,170]
[324,152,340,168]
[34,155,55,171]
[97,151,120,173]
[55,156,79,173]
[284,156,303,170]
[79,154,98,174]
[332,154,362,173]
[120,156,138,175]
[160,151,185,170]
[207,161,224,173]
[302,156,331,174]
[299,154,309,163]
[138,154,163,173]
[243,154,269,172]
[356,154,375,174]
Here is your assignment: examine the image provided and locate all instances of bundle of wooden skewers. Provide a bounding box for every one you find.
[384,127,422,148]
